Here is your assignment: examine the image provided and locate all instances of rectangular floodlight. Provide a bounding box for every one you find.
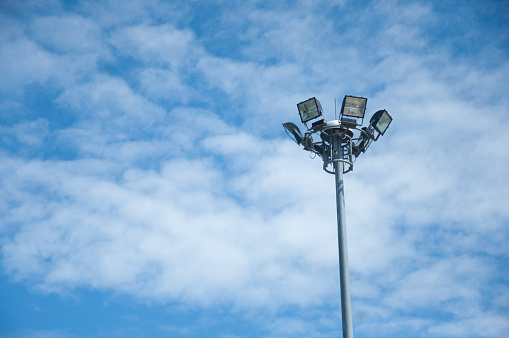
[341,95,367,118]
[297,97,323,123]
[373,110,392,135]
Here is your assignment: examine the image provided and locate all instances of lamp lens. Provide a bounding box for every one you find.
[283,122,303,145]
[286,130,300,144]
[342,96,367,118]
[376,111,392,135]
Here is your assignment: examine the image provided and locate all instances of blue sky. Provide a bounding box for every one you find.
[1,0,508,337]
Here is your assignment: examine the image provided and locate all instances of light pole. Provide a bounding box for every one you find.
[283,96,392,338]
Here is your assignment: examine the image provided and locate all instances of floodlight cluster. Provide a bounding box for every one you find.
[284,95,392,173]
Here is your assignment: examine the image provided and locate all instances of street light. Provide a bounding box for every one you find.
[283,95,393,338]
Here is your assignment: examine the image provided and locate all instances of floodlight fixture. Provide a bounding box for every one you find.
[341,95,367,119]
[353,127,373,157]
[297,97,323,123]
[283,122,303,145]
[370,109,392,140]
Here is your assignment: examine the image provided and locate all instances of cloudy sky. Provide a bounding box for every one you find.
[1,0,508,337]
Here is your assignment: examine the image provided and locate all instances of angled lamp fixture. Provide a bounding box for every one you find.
[283,122,303,145]
[369,109,393,140]
[352,127,372,157]
[297,97,324,124]
[340,95,367,128]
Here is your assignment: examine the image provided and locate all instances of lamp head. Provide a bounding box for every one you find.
[283,122,303,145]
[297,97,323,123]
[370,109,392,136]
[353,127,373,157]
[341,95,367,119]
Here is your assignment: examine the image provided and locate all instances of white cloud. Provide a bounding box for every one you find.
[0,118,49,147]
[29,15,105,54]
[137,67,192,102]
[427,312,509,337]
[109,24,201,67]
[0,31,56,94]
[0,137,340,311]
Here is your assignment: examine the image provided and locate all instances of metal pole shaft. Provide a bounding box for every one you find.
[332,132,354,338]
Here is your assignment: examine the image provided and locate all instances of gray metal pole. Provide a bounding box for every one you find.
[332,132,354,338]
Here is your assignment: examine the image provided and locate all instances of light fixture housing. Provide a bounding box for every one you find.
[353,127,373,157]
[370,109,392,135]
[297,97,323,123]
[341,95,367,119]
[369,109,392,140]
[283,122,303,145]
